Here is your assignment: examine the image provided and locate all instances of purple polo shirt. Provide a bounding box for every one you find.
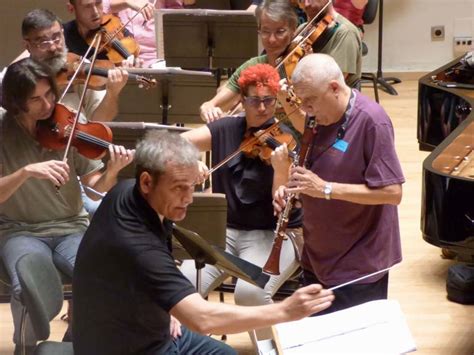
[301,91,405,286]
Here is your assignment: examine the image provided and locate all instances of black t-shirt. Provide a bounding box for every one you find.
[208,116,302,230]
[63,20,109,59]
[73,180,196,355]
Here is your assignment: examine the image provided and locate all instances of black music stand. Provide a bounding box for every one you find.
[189,0,252,10]
[155,9,258,70]
[117,68,217,125]
[173,225,269,294]
[375,0,401,95]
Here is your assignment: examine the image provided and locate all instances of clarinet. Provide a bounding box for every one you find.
[263,117,317,275]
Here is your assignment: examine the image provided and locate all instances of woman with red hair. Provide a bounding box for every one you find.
[181,63,303,346]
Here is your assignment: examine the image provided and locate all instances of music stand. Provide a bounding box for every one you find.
[375,0,401,95]
[117,68,217,125]
[173,225,270,294]
[155,9,258,70]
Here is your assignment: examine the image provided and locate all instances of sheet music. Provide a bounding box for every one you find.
[274,300,416,354]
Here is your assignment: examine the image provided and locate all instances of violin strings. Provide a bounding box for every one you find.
[265,136,297,160]
[74,130,110,148]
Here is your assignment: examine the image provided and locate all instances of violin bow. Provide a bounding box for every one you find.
[61,32,104,162]
[58,42,99,103]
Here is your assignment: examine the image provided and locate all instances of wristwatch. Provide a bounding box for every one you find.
[324,183,332,200]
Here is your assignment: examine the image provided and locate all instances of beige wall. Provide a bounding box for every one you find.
[362,0,474,73]
[0,1,72,67]
[2,0,474,72]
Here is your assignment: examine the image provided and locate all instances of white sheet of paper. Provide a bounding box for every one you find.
[274,300,416,354]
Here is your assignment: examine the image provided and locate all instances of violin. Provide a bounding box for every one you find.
[276,1,334,79]
[207,121,296,176]
[36,103,112,160]
[88,14,140,65]
[56,53,156,90]
[240,126,297,164]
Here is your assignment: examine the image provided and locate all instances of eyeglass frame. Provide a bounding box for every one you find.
[243,96,277,108]
[25,30,64,50]
[257,28,290,39]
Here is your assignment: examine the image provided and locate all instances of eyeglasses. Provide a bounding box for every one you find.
[244,96,277,108]
[27,31,63,50]
[258,28,289,39]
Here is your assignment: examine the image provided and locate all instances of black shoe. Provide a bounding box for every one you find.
[14,345,36,355]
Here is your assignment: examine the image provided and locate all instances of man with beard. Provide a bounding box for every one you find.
[20,8,127,122]
[0,58,134,355]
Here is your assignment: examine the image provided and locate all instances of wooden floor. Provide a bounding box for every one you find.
[1,76,473,354]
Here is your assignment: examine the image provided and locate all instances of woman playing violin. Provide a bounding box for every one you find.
[181,63,303,346]
[200,0,298,123]
[21,8,128,122]
[200,0,362,126]
[0,58,134,353]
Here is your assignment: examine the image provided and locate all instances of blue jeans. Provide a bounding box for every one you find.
[1,233,82,345]
[81,185,101,218]
[165,326,236,355]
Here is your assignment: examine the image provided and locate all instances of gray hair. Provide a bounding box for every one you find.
[292,53,346,88]
[22,9,62,38]
[135,130,199,181]
[255,0,298,30]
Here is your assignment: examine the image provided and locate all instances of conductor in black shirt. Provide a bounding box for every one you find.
[73,131,333,354]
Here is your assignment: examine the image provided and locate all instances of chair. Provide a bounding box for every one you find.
[359,0,380,102]
[16,253,73,355]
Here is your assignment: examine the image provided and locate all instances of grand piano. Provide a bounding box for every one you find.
[418,56,474,261]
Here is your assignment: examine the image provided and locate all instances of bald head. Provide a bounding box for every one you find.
[291,54,351,126]
[292,54,346,89]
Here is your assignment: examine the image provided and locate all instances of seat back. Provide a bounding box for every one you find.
[362,0,379,25]
[16,253,64,341]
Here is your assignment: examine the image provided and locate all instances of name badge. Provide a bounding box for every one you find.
[332,139,349,152]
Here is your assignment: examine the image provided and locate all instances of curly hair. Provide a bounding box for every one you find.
[237,63,280,96]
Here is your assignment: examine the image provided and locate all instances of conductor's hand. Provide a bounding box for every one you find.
[106,145,135,174]
[200,102,224,123]
[169,315,182,340]
[24,160,70,186]
[281,284,333,320]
